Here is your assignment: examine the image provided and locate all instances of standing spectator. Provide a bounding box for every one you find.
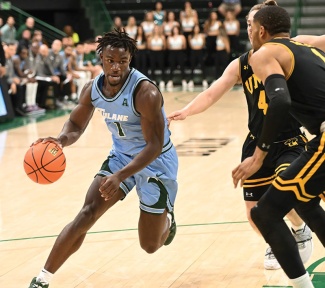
[32,30,46,46]
[214,25,230,79]
[63,25,79,45]
[180,6,198,65]
[166,26,187,92]
[16,17,35,40]
[124,16,138,40]
[112,16,123,31]
[18,29,32,50]
[203,11,222,63]
[141,11,155,38]
[147,25,166,90]
[152,1,166,26]
[1,16,16,44]
[187,24,208,91]
[218,0,242,17]
[179,1,198,23]
[134,25,148,76]
[162,11,180,38]
[223,9,240,57]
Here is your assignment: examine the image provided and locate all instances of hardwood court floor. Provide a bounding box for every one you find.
[0,87,324,287]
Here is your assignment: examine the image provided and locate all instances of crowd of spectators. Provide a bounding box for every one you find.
[117,1,241,91]
[0,0,242,120]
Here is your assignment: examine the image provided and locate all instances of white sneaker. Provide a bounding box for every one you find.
[159,81,165,92]
[188,80,194,91]
[166,80,173,92]
[264,246,281,270]
[202,80,208,90]
[182,80,187,91]
[292,224,313,264]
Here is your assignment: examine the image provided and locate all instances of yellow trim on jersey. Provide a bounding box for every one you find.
[275,163,290,175]
[243,175,275,188]
[263,42,295,80]
[272,134,325,202]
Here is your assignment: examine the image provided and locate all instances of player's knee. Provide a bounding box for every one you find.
[72,204,99,231]
[250,205,265,229]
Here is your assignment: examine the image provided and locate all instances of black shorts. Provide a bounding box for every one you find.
[273,133,325,202]
[242,131,307,201]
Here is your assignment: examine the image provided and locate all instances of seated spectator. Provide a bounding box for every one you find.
[18,29,32,50]
[218,0,242,17]
[62,44,91,101]
[32,30,47,46]
[152,1,166,26]
[49,39,72,104]
[61,36,74,49]
[63,25,79,45]
[1,16,16,44]
[35,44,61,109]
[4,43,26,116]
[16,17,35,41]
[12,46,45,115]
[82,40,103,77]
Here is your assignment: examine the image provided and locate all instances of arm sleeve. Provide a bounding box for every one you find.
[257,74,291,151]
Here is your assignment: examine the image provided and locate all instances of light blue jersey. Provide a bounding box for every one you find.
[91,68,172,156]
[92,68,178,214]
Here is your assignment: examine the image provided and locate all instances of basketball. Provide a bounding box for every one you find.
[23,142,66,184]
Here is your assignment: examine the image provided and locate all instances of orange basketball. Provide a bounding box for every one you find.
[23,142,66,184]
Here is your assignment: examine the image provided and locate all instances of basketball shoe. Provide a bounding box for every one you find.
[264,246,281,270]
[28,277,49,288]
[292,224,313,264]
[164,211,176,245]
[264,224,313,270]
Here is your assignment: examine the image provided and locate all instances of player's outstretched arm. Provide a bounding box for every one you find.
[167,58,241,123]
[292,34,325,52]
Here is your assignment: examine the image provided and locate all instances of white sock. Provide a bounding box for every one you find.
[36,268,53,284]
[290,272,314,288]
[166,212,172,228]
[292,222,305,231]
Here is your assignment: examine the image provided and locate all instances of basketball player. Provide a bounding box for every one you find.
[168,1,313,270]
[232,6,325,288]
[28,29,178,287]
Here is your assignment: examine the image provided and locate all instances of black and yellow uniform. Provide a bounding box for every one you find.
[251,38,325,280]
[239,50,307,201]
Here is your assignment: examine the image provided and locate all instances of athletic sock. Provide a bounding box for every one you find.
[291,222,305,232]
[290,272,314,288]
[36,268,53,284]
[166,212,172,228]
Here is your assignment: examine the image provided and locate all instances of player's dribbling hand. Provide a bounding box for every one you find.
[32,137,63,149]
